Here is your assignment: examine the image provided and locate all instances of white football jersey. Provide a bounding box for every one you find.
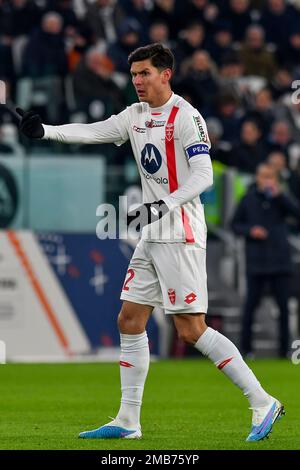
[43,92,212,246]
[112,93,211,246]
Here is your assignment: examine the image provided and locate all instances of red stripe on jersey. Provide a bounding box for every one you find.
[181,208,195,243]
[165,106,179,192]
[151,112,161,115]
[217,357,234,370]
[165,106,195,243]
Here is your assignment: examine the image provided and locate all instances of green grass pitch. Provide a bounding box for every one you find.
[0,359,299,450]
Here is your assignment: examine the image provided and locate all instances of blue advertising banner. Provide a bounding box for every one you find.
[37,234,159,354]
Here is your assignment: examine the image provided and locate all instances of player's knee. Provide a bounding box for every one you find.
[117,310,132,331]
[118,305,142,333]
[177,329,199,345]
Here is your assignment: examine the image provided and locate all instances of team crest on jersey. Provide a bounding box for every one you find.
[168,288,176,305]
[165,123,174,141]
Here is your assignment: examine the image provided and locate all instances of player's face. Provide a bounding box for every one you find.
[130,59,172,107]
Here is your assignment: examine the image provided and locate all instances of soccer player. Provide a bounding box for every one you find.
[18,44,284,442]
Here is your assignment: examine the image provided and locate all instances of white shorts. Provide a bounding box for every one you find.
[120,240,208,315]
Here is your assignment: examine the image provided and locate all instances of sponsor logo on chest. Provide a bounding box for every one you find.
[145,119,166,128]
[133,125,146,133]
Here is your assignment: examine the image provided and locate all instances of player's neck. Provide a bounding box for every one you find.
[149,90,173,109]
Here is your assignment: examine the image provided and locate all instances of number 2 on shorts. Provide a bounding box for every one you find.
[122,268,135,291]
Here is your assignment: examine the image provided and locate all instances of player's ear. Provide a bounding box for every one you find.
[161,68,172,84]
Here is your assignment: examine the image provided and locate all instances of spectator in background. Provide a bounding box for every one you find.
[268,151,300,206]
[150,0,183,40]
[45,0,80,31]
[275,96,300,143]
[267,151,290,187]
[0,0,45,80]
[223,0,253,43]
[230,119,268,173]
[270,67,294,100]
[284,27,300,72]
[267,151,300,233]
[289,160,300,204]
[1,0,44,38]
[207,20,234,67]
[107,18,142,74]
[173,21,207,69]
[212,92,243,144]
[239,25,278,81]
[267,120,300,170]
[218,53,246,98]
[183,0,219,33]
[276,23,300,72]
[260,0,299,51]
[120,0,150,41]
[65,22,94,73]
[22,11,68,78]
[71,48,125,121]
[83,0,124,44]
[176,50,219,113]
[245,87,276,138]
[231,163,300,357]
[148,21,173,49]
[207,116,234,166]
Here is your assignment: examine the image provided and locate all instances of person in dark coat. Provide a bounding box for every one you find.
[231,163,300,357]
[230,120,268,173]
[22,11,68,78]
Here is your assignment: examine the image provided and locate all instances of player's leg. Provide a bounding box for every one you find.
[115,300,153,430]
[173,312,271,408]
[80,240,162,439]
[173,312,285,441]
[149,242,284,441]
[241,274,265,356]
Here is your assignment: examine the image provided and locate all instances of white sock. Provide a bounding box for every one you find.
[115,332,149,427]
[194,327,270,408]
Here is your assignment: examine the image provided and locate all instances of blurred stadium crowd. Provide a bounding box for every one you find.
[0,0,300,194]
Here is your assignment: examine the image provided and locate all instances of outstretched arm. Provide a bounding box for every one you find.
[43,114,128,145]
[18,108,129,146]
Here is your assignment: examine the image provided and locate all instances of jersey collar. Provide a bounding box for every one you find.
[148,92,175,113]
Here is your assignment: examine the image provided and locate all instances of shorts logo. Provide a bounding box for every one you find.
[168,288,176,305]
[165,123,174,141]
[184,292,197,304]
[141,143,162,174]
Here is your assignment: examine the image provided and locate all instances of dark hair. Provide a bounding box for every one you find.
[128,43,174,72]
